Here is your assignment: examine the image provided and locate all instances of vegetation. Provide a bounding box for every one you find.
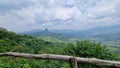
[0,27,120,68]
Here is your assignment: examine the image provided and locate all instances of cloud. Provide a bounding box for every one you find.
[0,0,120,32]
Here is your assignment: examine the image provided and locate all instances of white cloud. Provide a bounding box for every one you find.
[0,0,120,32]
[52,6,82,20]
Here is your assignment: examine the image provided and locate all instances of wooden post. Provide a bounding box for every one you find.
[69,57,78,68]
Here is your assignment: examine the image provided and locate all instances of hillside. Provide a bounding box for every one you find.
[21,25,120,54]
[82,25,120,46]
[0,27,119,68]
[22,24,120,44]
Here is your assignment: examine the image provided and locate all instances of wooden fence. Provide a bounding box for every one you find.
[0,52,120,68]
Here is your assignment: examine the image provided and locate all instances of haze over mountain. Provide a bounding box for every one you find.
[20,24,120,49]
[23,24,120,39]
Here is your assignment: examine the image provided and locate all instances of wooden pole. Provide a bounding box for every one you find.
[0,52,120,67]
[69,57,78,68]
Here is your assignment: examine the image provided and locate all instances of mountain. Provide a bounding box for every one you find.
[79,25,120,50]
[78,24,120,37]
[20,25,120,54]
[22,28,80,39]
[21,24,120,39]
[21,24,120,50]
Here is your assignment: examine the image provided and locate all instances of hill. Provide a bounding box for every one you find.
[22,28,79,40]
[21,25,120,53]
[22,24,120,42]
[0,27,119,68]
[81,25,120,43]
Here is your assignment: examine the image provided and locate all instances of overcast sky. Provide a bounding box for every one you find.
[0,0,120,32]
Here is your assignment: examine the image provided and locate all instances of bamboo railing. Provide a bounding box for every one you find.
[0,52,120,68]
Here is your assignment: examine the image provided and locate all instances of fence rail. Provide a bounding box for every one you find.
[0,52,120,68]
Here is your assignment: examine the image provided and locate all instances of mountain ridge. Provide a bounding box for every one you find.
[21,24,120,38]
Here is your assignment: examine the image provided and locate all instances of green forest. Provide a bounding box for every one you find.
[0,27,120,68]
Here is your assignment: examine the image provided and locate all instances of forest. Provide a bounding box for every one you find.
[0,27,120,68]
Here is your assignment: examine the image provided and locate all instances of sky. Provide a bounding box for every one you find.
[0,0,120,32]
